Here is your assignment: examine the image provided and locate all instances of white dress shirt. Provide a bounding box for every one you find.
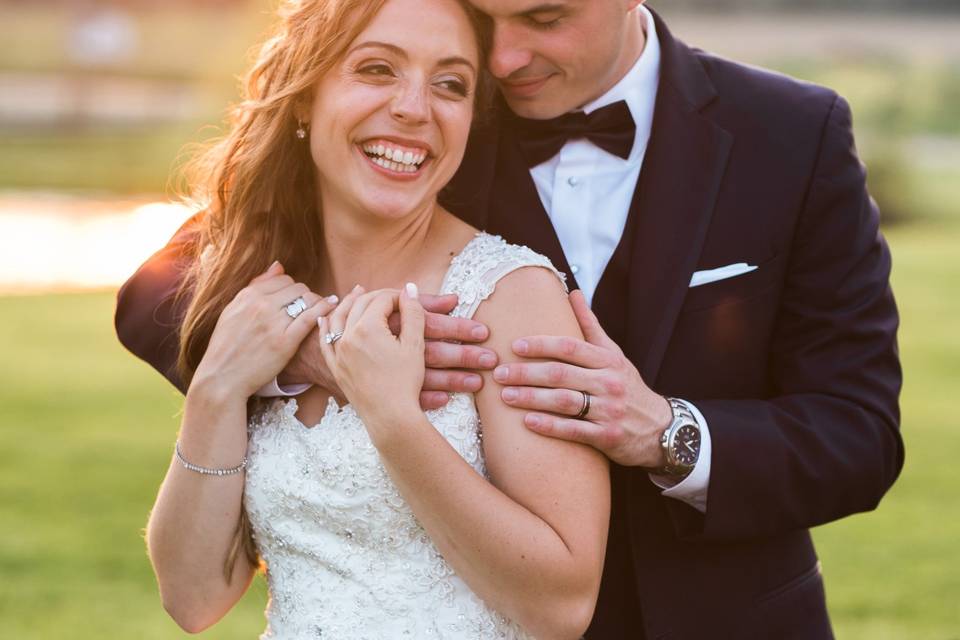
[528,5,712,513]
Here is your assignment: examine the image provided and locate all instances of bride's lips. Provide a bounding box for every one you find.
[499,74,554,99]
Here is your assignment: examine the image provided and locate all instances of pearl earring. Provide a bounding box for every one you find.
[296,120,307,139]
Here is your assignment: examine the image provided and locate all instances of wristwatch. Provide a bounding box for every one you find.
[656,398,702,477]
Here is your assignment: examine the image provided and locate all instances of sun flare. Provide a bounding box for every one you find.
[0,195,195,294]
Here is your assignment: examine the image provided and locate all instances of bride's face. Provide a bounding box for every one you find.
[306,0,479,223]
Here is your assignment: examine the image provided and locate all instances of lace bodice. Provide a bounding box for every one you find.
[244,233,566,639]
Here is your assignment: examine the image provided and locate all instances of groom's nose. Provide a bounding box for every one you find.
[488,22,535,79]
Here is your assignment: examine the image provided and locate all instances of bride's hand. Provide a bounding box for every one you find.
[318,284,426,440]
[190,262,331,401]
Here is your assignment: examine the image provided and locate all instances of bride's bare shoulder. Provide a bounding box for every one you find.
[473,264,580,343]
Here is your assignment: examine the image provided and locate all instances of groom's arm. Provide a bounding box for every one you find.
[114,212,203,393]
[665,94,903,541]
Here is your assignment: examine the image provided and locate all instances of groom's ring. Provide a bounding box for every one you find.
[575,391,592,419]
[284,297,308,319]
[324,331,344,345]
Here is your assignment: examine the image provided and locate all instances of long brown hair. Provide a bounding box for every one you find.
[173,0,492,580]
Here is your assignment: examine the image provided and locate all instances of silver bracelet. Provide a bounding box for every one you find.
[175,441,247,477]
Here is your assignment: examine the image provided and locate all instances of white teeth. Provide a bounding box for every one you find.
[363,142,428,170]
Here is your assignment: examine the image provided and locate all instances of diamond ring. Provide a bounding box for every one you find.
[284,297,308,319]
[324,331,344,345]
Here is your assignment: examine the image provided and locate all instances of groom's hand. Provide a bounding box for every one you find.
[390,293,498,410]
[493,290,672,468]
[281,293,497,410]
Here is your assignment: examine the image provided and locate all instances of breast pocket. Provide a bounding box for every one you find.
[681,252,787,314]
[659,252,788,397]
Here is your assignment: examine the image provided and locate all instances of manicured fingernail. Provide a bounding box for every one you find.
[502,387,518,401]
[471,325,488,340]
[465,374,482,389]
[478,353,497,368]
[493,366,508,382]
[525,414,542,427]
[326,295,339,304]
[405,282,419,300]
[513,339,528,355]
[352,284,362,293]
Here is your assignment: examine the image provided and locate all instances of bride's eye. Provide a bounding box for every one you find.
[435,76,469,98]
[357,62,395,78]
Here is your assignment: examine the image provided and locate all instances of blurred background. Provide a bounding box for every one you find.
[0,0,957,638]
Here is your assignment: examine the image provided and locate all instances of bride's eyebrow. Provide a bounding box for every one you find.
[347,41,476,74]
[346,41,406,58]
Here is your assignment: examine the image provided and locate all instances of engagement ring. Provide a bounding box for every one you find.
[285,297,308,319]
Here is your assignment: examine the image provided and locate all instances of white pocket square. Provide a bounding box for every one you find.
[689,263,758,288]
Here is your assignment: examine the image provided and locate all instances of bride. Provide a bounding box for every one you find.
[145,0,609,637]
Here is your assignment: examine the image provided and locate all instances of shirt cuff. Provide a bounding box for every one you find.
[255,378,312,398]
[649,399,712,513]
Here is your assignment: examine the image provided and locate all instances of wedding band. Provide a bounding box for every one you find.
[575,391,591,419]
[324,331,344,345]
[285,297,308,319]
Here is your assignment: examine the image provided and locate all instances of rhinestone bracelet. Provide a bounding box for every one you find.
[175,441,247,477]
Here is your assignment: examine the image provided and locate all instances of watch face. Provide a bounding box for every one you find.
[672,424,701,467]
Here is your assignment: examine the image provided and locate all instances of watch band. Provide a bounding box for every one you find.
[656,397,701,477]
[668,397,696,426]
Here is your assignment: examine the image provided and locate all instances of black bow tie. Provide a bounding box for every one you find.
[512,100,637,168]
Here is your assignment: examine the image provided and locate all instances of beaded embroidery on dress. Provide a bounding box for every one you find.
[245,233,566,639]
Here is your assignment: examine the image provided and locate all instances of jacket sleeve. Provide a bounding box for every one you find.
[113,212,203,394]
[665,95,904,541]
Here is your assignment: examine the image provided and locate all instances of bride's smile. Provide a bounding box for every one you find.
[359,137,431,176]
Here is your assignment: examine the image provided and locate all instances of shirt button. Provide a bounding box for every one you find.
[570,264,580,274]
[567,176,580,187]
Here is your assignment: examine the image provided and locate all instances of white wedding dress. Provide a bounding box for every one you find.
[244,233,566,639]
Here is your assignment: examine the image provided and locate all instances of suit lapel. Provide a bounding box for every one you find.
[623,12,733,383]
[462,11,732,387]
[485,129,577,285]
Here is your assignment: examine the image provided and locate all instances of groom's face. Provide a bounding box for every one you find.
[471,0,645,119]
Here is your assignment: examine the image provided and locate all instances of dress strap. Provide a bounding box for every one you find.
[440,233,568,320]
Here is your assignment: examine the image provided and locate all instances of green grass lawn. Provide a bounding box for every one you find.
[0,294,268,638]
[1,218,958,638]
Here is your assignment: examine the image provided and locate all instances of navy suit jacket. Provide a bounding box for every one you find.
[115,10,902,639]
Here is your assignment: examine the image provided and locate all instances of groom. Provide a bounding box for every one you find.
[116,1,902,638]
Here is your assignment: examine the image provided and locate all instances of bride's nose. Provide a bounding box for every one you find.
[390,81,431,125]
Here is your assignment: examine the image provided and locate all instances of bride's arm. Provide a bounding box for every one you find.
[329,269,609,639]
[146,384,257,632]
[146,263,328,632]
